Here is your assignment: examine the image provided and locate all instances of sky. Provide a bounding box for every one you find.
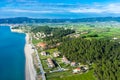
[0,0,120,18]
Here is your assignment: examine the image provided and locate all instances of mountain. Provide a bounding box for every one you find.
[0,17,120,24]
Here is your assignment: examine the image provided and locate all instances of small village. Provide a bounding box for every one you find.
[32,31,89,79]
[28,22,120,80]
[6,21,120,80]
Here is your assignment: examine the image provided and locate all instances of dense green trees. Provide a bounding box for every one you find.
[58,38,120,80]
[32,26,75,45]
[32,26,75,37]
[32,26,52,34]
[52,28,75,38]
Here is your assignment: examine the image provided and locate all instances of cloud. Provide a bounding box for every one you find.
[1,9,54,13]
[105,3,120,13]
[69,3,120,14]
[69,8,104,13]
[1,2,120,14]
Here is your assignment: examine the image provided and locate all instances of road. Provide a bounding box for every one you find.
[30,36,46,80]
[34,48,46,80]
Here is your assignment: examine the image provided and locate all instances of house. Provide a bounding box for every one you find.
[40,51,47,56]
[71,62,76,66]
[47,58,55,68]
[62,55,70,64]
[113,37,118,40]
[84,66,88,70]
[37,42,47,49]
[81,31,88,34]
[56,43,61,46]
[81,65,88,70]
[53,51,60,57]
[80,65,88,72]
[73,68,81,73]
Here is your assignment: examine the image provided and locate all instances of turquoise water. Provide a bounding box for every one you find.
[0,26,25,80]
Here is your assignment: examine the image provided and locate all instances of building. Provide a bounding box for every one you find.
[37,42,47,49]
[62,55,70,64]
[73,68,81,73]
[53,51,60,57]
[113,37,118,40]
[47,58,55,68]
[80,65,89,72]
[71,62,76,66]
[40,51,47,56]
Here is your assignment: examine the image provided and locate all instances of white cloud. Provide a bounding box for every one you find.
[105,3,120,13]
[69,8,105,13]
[1,2,120,14]
[69,3,120,14]
[1,9,54,13]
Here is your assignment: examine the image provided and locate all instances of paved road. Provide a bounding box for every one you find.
[30,37,46,80]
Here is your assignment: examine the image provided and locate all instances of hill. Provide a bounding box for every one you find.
[1,17,120,24]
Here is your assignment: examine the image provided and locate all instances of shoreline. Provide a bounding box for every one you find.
[10,26,24,33]
[25,33,36,80]
[9,26,36,80]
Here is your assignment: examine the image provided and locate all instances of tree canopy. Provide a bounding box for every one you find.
[58,38,120,80]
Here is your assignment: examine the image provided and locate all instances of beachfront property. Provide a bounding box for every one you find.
[37,32,46,38]
[70,62,76,66]
[113,37,118,40]
[80,65,89,72]
[33,32,53,40]
[53,51,60,57]
[37,42,47,49]
[73,67,81,74]
[62,55,70,64]
[33,35,39,40]
[47,58,55,68]
[80,31,88,34]
[40,51,47,56]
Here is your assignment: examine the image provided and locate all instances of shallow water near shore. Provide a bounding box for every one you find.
[0,26,25,80]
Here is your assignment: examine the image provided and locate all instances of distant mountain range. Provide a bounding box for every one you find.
[0,17,120,24]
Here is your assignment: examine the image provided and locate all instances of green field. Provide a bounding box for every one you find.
[46,70,96,80]
[32,38,43,44]
[32,23,120,80]
[75,26,120,39]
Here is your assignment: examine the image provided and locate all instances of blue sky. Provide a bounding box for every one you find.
[0,0,120,18]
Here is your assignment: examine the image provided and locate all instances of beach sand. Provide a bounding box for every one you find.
[25,34,36,80]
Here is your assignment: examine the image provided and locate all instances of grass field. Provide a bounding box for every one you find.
[32,24,120,80]
[75,26,120,40]
[46,70,96,80]
[32,38,43,44]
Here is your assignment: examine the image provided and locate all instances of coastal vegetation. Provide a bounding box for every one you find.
[31,25,75,37]
[30,23,120,80]
[46,70,96,80]
[58,38,120,80]
[1,17,120,24]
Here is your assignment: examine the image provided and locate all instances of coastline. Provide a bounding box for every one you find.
[10,26,24,33]
[25,33,36,80]
[9,26,36,80]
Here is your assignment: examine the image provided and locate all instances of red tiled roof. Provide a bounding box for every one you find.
[37,42,47,48]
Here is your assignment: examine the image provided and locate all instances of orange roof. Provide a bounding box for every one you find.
[76,67,81,70]
[37,42,47,48]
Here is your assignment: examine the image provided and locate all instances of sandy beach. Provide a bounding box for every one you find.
[25,34,36,80]
[9,26,36,80]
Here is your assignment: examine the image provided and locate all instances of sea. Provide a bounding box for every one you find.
[0,26,25,80]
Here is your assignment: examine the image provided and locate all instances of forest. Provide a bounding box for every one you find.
[1,17,120,23]
[31,25,120,80]
[58,38,120,80]
[32,26,75,41]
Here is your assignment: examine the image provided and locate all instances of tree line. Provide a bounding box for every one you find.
[58,38,120,80]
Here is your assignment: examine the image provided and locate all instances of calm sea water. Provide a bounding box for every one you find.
[0,26,25,80]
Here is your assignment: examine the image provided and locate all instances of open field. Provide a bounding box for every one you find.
[32,38,43,44]
[31,23,120,80]
[46,70,96,80]
[74,26,120,39]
